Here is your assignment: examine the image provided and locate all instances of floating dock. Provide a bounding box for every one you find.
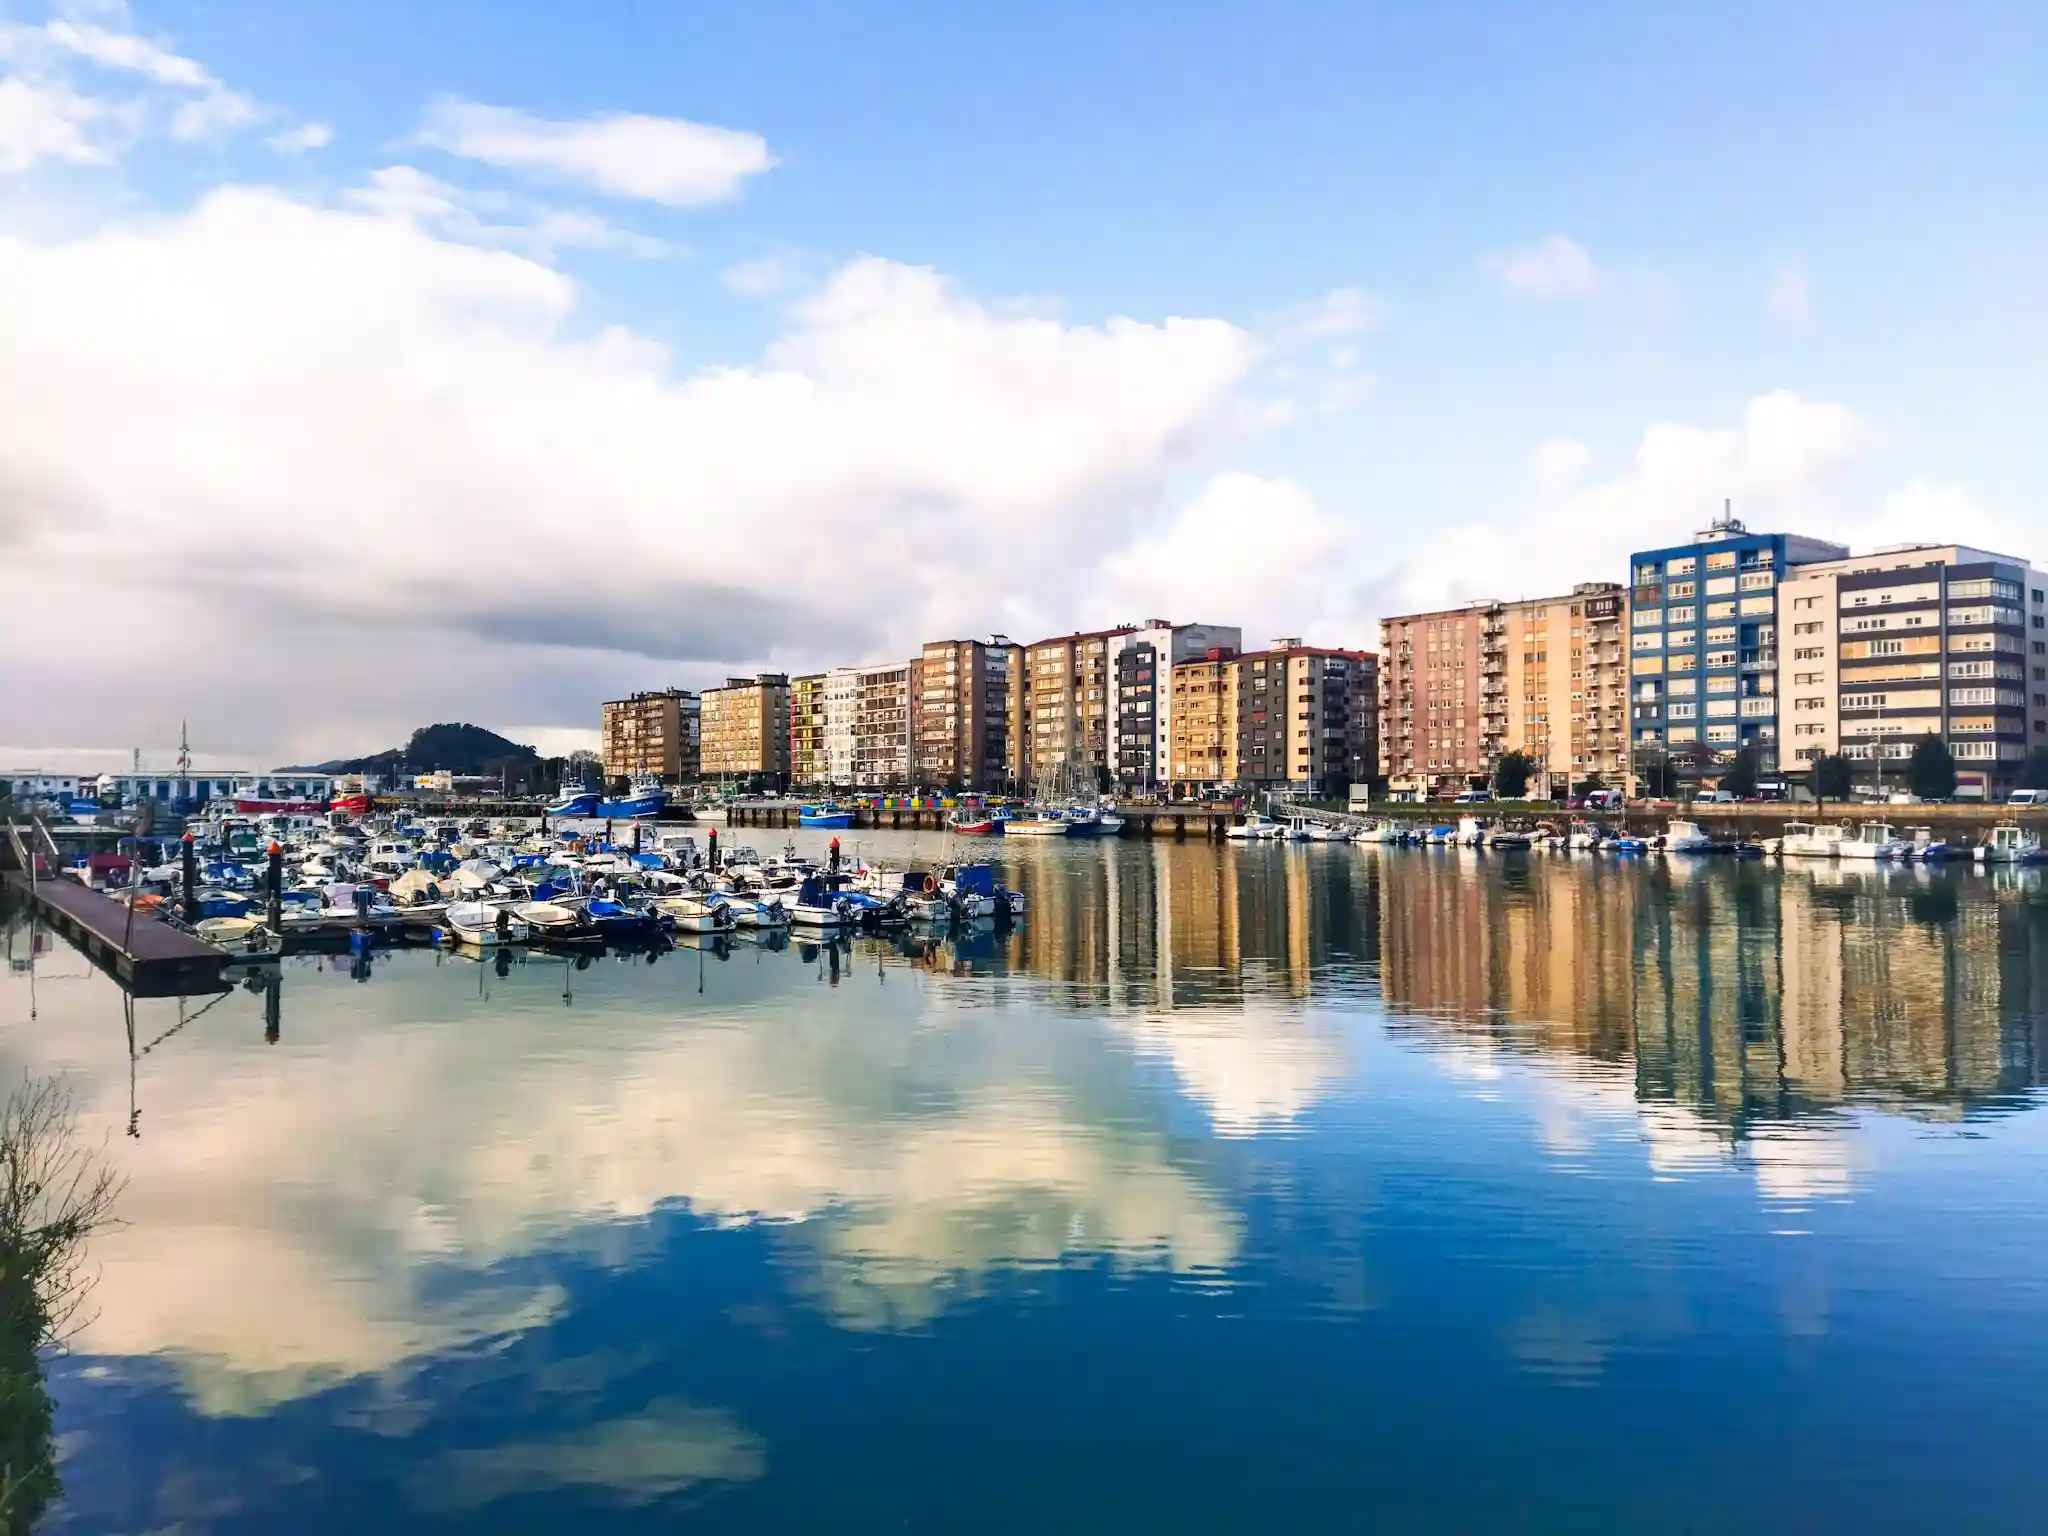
[1,868,232,996]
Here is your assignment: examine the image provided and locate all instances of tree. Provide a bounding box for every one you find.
[1812,752,1854,804]
[1907,734,1957,801]
[1720,747,1761,800]
[567,750,603,787]
[1572,773,1606,798]
[1494,749,1534,799]
[2024,745,2048,791]
[1635,750,1677,799]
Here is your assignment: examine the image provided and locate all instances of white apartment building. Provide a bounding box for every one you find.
[823,666,860,786]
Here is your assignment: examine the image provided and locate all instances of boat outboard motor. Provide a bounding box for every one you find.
[496,907,511,939]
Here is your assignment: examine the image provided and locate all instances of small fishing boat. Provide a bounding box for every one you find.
[517,900,601,944]
[1975,822,2045,864]
[1780,822,1842,859]
[1005,812,1076,837]
[1608,835,1651,854]
[652,894,736,933]
[1902,827,1951,862]
[1663,820,1716,853]
[948,809,1003,834]
[798,803,855,829]
[789,875,853,927]
[1455,817,1486,848]
[1838,822,1908,861]
[596,779,667,819]
[442,901,528,947]
[546,791,601,817]
[1487,825,1534,850]
[1225,813,1286,841]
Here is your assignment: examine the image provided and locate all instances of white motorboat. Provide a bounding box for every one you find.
[1004,813,1076,837]
[1663,820,1715,853]
[653,894,736,933]
[515,900,593,940]
[1566,821,1602,851]
[1838,822,1907,861]
[1975,822,2045,864]
[1487,826,1534,849]
[1779,821,1842,859]
[1455,816,1486,848]
[1902,827,1952,861]
[443,901,528,947]
[788,876,853,927]
[1226,813,1286,841]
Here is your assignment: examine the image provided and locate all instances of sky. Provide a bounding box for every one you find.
[1,0,2043,767]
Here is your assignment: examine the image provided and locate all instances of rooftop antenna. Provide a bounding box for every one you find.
[177,720,191,796]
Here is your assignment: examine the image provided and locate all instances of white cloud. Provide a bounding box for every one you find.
[1482,234,1604,299]
[1268,284,1384,344]
[0,74,110,171]
[1096,472,1355,644]
[1767,260,1814,333]
[1852,481,2030,560]
[0,10,267,168]
[416,97,774,207]
[265,121,332,155]
[0,187,1255,759]
[1378,391,1864,614]
[344,163,668,259]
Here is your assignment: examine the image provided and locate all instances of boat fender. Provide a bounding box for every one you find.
[922,874,939,896]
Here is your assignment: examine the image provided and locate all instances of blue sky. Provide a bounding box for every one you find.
[2,0,2043,761]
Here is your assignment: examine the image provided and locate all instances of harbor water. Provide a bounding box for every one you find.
[8,833,2048,1531]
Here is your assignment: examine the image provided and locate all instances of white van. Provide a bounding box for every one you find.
[2009,789,2047,806]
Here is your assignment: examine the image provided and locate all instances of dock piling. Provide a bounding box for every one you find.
[181,833,197,923]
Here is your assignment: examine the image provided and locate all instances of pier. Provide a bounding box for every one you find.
[3,822,232,996]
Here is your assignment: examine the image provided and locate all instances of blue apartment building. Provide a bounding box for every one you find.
[1628,512,1848,782]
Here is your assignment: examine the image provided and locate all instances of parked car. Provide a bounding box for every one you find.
[2009,789,2047,806]
[1453,789,1491,804]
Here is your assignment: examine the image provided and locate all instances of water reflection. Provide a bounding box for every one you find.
[6,847,2048,1530]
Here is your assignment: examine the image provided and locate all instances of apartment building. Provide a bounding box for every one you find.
[823,666,859,786]
[600,688,700,782]
[1502,583,1629,794]
[789,673,828,786]
[1780,545,2048,797]
[1377,602,1501,795]
[854,660,918,786]
[1168,653,1240,790]
[1111,622,1242,792]
[1233,641,1379,796]
[1022,626,1134,790]
[1628,511,1848,782]
[914,637,1024,791]
[699,674,791,783]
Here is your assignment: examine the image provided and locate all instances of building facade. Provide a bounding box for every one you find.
[1377,602,1501,795]
[1022,626,1134,790]
[914,638,1024,791]
[1500,583,1629,795]
[699,675,791,783]
[823,666,859,786]
[1232,641,1379,796]
[1780,544,2048,797]
[1110,622,1242,793]
[1628,512,1848,784]
[600,688,701,783]
[854,661,918,787]
[789,673,828,787]
[1168,655,1241,790]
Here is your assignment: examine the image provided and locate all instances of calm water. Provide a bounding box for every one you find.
[8,835,2048,1532]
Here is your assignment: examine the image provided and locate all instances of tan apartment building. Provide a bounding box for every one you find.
[1501,583,1630,795]
[1022,626,1134,790]
[789,673,828,786]
[854,660,918,786]
[700,674,791,783]
[915,638,1024,791]
[1378,602,1502,795]
[1780,544,2048,798]
[1233,641,1379,796]
[600,688,700,782]
[1168,654,1241,789]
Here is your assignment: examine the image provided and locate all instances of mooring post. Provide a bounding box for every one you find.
[264,971,281,1045]
[267,841,283,931]
[709,827,720,869]
[181,832,198,923]
[830,836,841,873]
[633,823,643,854]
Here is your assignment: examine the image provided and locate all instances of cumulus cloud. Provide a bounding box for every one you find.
[416,97,774,206]
[1482,234,1605,299]
[1372,390,1864,615]
[347,163,671,259]
[0,74,110,170]
[0,186,1256,760]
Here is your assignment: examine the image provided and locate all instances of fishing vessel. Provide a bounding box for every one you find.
[1663,820,1716,853]
[441,902,528,947]
[1837,822,1908,861]
[947,809,1003,835]
[596,778,668,818]
[798,803,855,829]
[1004,812,1075,837]
[1975,822,2045,864]
[1225,812,1286,841]
[1779,822,1842,859]
[546,790,601,817]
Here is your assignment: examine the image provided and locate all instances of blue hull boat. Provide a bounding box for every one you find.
[546,791,601,817]
[596,789,668,819]
[799,806,854,828]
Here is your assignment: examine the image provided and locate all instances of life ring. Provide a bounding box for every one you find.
[922,874,939,896]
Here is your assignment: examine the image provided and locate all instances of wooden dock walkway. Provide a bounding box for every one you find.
[3,822,232,996]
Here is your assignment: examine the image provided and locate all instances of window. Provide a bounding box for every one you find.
[1667,581,1696,599]
[1668,557,1697,577]
[1793,622,1823,636]
[1871,639,1904,657]
[1705,576,1737,596]
[1794,696,1825,710]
